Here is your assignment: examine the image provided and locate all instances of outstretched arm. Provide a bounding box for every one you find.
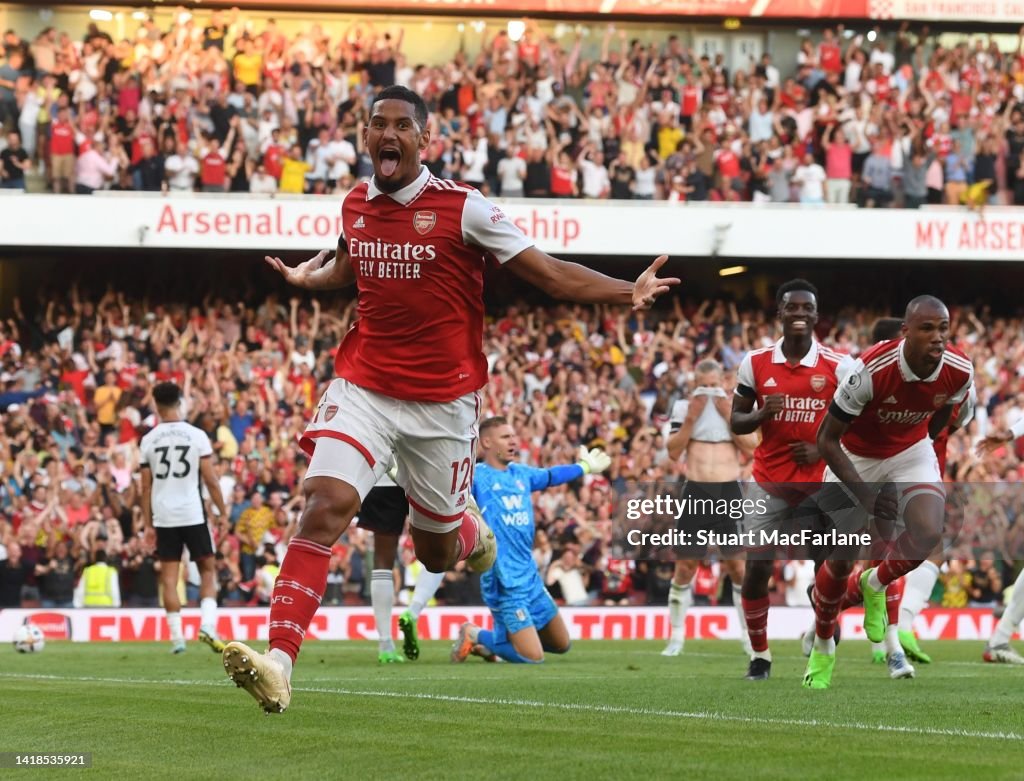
[977,418,1024,457]
[506,248,679,311]
[463,190,678,310]
[264,240,356,291]
[528,446,611,490]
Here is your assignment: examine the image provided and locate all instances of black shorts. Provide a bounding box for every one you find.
[156,523,215,562]
[675,480,744,557]
[357,486,409,536]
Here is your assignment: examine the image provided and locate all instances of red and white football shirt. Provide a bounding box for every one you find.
[736,339,853,485]
[336,166,532,403]
[833,339,973,459]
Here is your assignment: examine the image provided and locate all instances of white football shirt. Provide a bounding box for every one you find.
[139,421,213,527]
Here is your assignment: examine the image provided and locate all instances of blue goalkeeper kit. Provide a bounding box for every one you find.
[473,461,583,660]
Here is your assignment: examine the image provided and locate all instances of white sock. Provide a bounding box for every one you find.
[884,624,901,655]
[269,648,293,680]
[668,582,692,642]
[166,612,183,643]
[813,635,836,655]
[200,598,217,632]
[409,569,445,619]
[991,569,1024,647]
[899,560,939,632]
[731,583,749,643]
[371,569,395,653]
[752,649,772,662]
[867,568,884,592]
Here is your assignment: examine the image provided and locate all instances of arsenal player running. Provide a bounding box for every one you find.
[730,279,852,681]
[221,86,679,713]
[814,317,975,672]
[806,296,973,689]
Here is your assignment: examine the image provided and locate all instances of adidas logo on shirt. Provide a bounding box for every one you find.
[764,378,778,387]
[353,215,366,229]
[883,395,898,404]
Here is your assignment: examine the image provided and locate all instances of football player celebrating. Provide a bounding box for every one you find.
[731,279,852,681]
[223,85,678,713]
[807,296,973,689]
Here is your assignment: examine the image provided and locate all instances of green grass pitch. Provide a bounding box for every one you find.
[2,640,1021,780]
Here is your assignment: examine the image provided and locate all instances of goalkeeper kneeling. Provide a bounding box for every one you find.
[451,416,611,664]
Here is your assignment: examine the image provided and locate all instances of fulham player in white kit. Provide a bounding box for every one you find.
[223,85,679,713]
[139,382,228,654]
[806,296,973,689]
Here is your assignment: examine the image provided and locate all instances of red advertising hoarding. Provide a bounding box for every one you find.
[157,0,1024,21]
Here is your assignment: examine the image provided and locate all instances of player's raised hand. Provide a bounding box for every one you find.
[632,255,680,312]
[976,429,1013,457]
[577,445,611,475]
[264,250,332,289]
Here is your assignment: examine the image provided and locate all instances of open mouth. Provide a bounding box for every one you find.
[379,148,401,177]
[790,319,809,330]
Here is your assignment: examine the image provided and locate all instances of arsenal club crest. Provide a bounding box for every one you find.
[413,210,436,235]
[933,394,949,408]
[810,374,827,392]
[324,405,339,422]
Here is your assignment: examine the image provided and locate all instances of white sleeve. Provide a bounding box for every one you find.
[833,359,873,418]
[1011,417,1024,440]
[196,428,213,458]
[669,400,688,434]
[735,353,756,397]
[949,365,974,405]
[834,354,858,385]
[461,189,534,263]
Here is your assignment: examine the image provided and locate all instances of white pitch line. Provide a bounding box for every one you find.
[1,672,1020,742]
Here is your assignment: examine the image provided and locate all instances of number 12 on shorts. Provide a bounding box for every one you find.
[450,458,471,495]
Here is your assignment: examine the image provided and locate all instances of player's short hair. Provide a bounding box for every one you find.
[904,294,948,321]
[776,278,818,308]
[152,382,182,408]
[479,416,508,438]
[371,85,428,130]
[871,317,904,343]
[695,359,721,376]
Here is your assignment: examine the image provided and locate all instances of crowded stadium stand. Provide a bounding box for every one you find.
[0,1,1022,624]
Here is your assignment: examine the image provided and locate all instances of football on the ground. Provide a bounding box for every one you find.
[13,623,46,653]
